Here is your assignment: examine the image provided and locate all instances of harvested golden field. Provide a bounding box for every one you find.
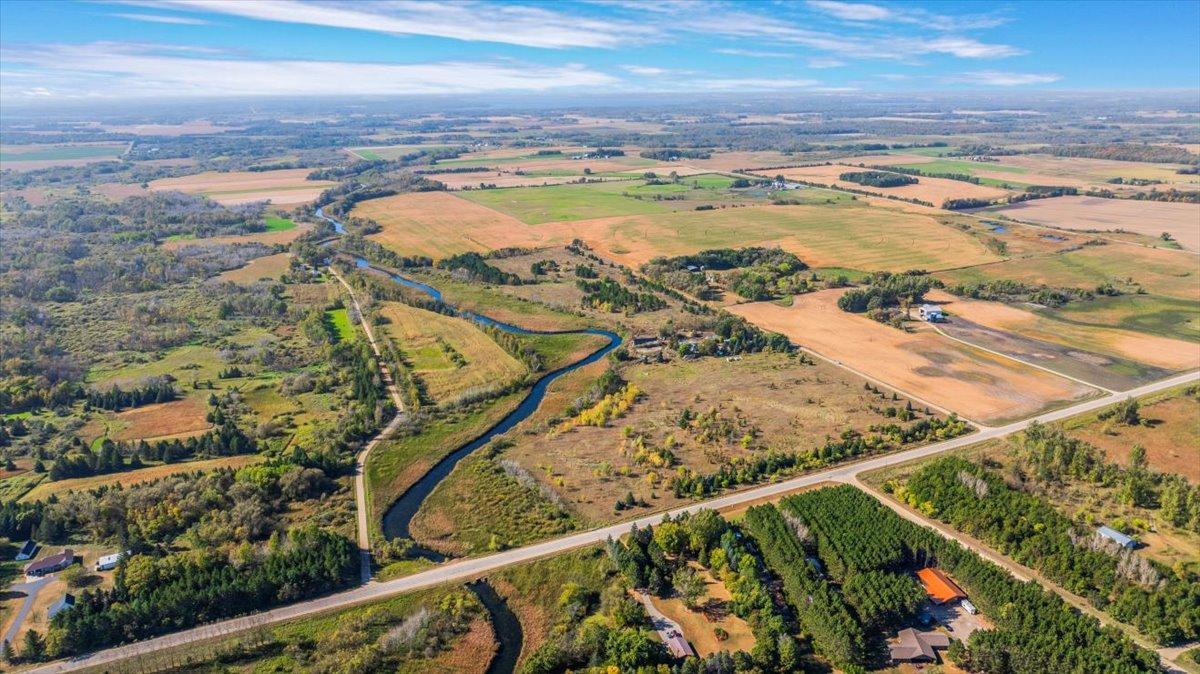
[101,120,240,136]
[987,196,1200,251]
[678,150,810,172]
[378,301,525,404]
[1066,389,1200,482]
[161,223,312,250]
[149,169,335,205]
[926,289,1199,371]
[999,154,1200,189]
[355,191,564,258]
[777,163,1013,205]
[575,202,999,271]
[216,252,292,283]
[429,172,633,189]
[20,454,264,502]
[729,289,1100,424]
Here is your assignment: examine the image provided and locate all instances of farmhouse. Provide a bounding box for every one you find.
[917,567,967,604]
[25,548,76,577]
[48,593,76,620]
[95,550,130,572]
[14,540,37,561]
[1097,525,1136,549]
[889,628,951,664]
[918,304,944,322]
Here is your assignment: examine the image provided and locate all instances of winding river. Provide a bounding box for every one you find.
[316,208,621,670]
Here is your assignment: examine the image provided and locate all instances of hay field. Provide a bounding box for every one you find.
[347,144,452,160]
[20,454,263,503]
[938,243,1199,302]
[216,252,292,283]
[458,182,674,223]
[107,397,214,441]
[999,154,1200,189]
[926,289,1198,371]
[0,142,128,170]
[1066,389,1200,482]
[986,196,1200,251]
[356,191,564,258]
[379,301,525,404]
[729,289,1099,424]
[149,169,335,205]
[577,202,999,271]
[777,163,1013,205]
[428,172,635,189]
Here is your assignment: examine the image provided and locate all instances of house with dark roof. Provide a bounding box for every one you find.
[889,628,951,663]
[14,540,37,561]
[48,593,76,620]
[25,549,76,577]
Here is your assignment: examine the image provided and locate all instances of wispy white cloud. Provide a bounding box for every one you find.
[621,65,670,76]
[112,12,211,25]
[807,57,846,68]
[807,0,1008,31]
[0,42,620,98]
[685,77,821,91]
[140,0,654,49]
[948,70,1062,86]
[714,47,795,58]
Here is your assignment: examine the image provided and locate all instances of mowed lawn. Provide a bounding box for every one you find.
[581,202,1001,271]
[378,301,525,404]
[458,182,673,224]
[325,308,355,342]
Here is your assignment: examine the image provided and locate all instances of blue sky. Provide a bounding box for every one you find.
[2,0,1198,100]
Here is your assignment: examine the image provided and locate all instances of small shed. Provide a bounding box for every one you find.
[48,593,76,620]
[1097,526,1136,549]
[95,550,130,572]
[15,540,37,561]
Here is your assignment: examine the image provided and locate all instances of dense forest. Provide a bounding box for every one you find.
[839,170,919,188]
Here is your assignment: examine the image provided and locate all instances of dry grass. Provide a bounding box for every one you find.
[161,223,312,250]
[149,169,335,205]
[378,301,526,404]
[1067,392,1200,482]
[216,252,293,283]
[776,163,1013,205]
[987,196,1200,251]
[646,563,756,656]
[729,289,1100,424]
[20,454,264,503]
[925,289,1200,371]
[106,396,213,442]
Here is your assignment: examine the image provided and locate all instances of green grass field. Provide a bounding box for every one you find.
[892,158,1028,175]
[264,215,297,232]
[0,143,126,162]
[325,308,355,342]
[458,181,674,223]
[350,144,452,161]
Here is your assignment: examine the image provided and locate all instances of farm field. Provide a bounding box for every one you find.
[426,171,636,189]
[501,351,955,522]
[19,454,264,502]
[458,181,676,223]
[577,201,1000,270]
[215,251,292,283]
[985,196,1200,251]
[347,144,452,160]
[729,289,1100,424]
[775,162,1014,204]
[926,289,1198,374]
[161,221,312,249]
[0,142,127,169]
[996,153,1200,189]
[149,168,336,205]
[936,242,1200,303]
[378,301,526,405]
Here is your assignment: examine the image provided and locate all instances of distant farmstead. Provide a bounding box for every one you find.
[918,304,944,322]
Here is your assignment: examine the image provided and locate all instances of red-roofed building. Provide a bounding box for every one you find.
[917,567,966,604]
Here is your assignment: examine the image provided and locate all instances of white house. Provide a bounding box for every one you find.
[918,304,944,322]
[95,550,130,572]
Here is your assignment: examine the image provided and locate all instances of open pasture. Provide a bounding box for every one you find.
[20,454,264,503]
[986,196,1200,251]
[926,289,1198,373]
[149,168,335,205]
[576,201,1000,271]
[378,301,525,404]
[729,289,1100,424]
[215,252,292,283]
[347,144,452,160]
[502,351,950,522]
[776,163,1013,205]
[998,154,1200,189]
[0,142,128,170]
[161,221,312,249]
[457,181,675,223]
[1065,387,1200,482]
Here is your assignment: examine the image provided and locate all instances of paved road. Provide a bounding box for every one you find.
[3,576,49,647]
[28,370,1198,673]
[329,267,408,584]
